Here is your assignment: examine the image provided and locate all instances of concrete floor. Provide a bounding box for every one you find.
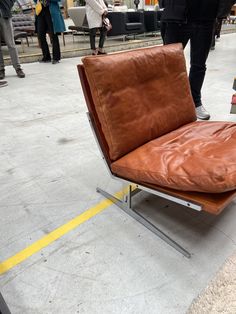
[0,33,236,314]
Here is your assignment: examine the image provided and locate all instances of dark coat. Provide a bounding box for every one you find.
[161,0,187,22]
[33,0,65,33]
[0,0,15,18]
[217,0,236,18]
[161,0,235,22]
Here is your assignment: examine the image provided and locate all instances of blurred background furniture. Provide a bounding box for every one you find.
[107,11,145,38]
[143,10,161,33]
[1,15,32,52]
[68,6,89,40]
[15,0,35,14]
[231,4,236,15]
[11,14,35,49]
[12,14,35,38]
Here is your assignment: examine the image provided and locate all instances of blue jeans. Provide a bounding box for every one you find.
[162,21,215,107]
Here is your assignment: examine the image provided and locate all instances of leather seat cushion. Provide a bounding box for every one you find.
[126,22,143,30]
[111,121,236,193]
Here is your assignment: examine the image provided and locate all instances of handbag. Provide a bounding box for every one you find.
[35,1,42,16]
[102,17,112,31]
[230,94,236,114]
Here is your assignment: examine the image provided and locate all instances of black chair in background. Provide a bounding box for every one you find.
[143,10,162,34]
[107,11,145,38]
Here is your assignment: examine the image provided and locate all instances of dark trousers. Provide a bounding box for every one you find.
[162,21,214,107]
[37,6,61,61]
[89,27,107,50]
[211,18,223,48]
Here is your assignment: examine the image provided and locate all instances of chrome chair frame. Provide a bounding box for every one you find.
[0,292,11,314]
[87,112,204,258]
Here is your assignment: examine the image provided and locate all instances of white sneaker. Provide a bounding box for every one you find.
[196,105,210,120]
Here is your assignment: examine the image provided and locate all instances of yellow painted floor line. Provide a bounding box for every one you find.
[0,188,128,276]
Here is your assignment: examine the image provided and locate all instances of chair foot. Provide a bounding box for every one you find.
[97,186,191,258]
[97,187,126,210]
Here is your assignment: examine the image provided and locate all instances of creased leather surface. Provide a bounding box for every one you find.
[111,121,236,193]
[82,44,196,161]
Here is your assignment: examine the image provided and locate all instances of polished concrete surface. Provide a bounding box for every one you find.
[0,33,236,314]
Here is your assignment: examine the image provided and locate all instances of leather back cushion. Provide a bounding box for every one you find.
[82,44,196,161]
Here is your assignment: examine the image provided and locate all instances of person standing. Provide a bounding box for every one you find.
[0,0,25,79]
[34,0,66,64]
[160,0,235,120]
[86,0,108,55]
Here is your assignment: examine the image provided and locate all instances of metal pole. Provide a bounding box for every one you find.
[0,292,11,314]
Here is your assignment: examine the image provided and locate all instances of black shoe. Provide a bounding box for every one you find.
[0,69,5,80]
[52,60,60,64]
[39,57,51,63]
[97,51,107,55]
[0,81,7,88]
[16,68,25,78]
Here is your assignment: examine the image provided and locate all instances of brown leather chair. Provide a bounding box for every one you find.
[78,44,236,258]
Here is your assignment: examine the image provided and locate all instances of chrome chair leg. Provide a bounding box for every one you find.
[97,186,191,258]
[0,292,11,314]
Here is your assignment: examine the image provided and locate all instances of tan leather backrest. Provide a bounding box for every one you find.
[82,44,196,161]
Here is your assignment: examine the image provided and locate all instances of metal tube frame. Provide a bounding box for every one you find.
[87,112,203,258]
[97,185,191,258]
[0,292,11,314]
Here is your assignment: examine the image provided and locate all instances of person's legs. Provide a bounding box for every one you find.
[51,33,60,62]
[0,18,5,78]
[89,28,97,54]
[98,27,107,54]
[163,22,212,119]
[160,22,167,42]
[211,33,216,50]
[37,9,51,61]
[216,18,223,38]
[43,8,61,62]
[0,43,4,78]
[189,21,214,119]
[1,17,25,77]
[210,20,217,50]
[189,21,214,107]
